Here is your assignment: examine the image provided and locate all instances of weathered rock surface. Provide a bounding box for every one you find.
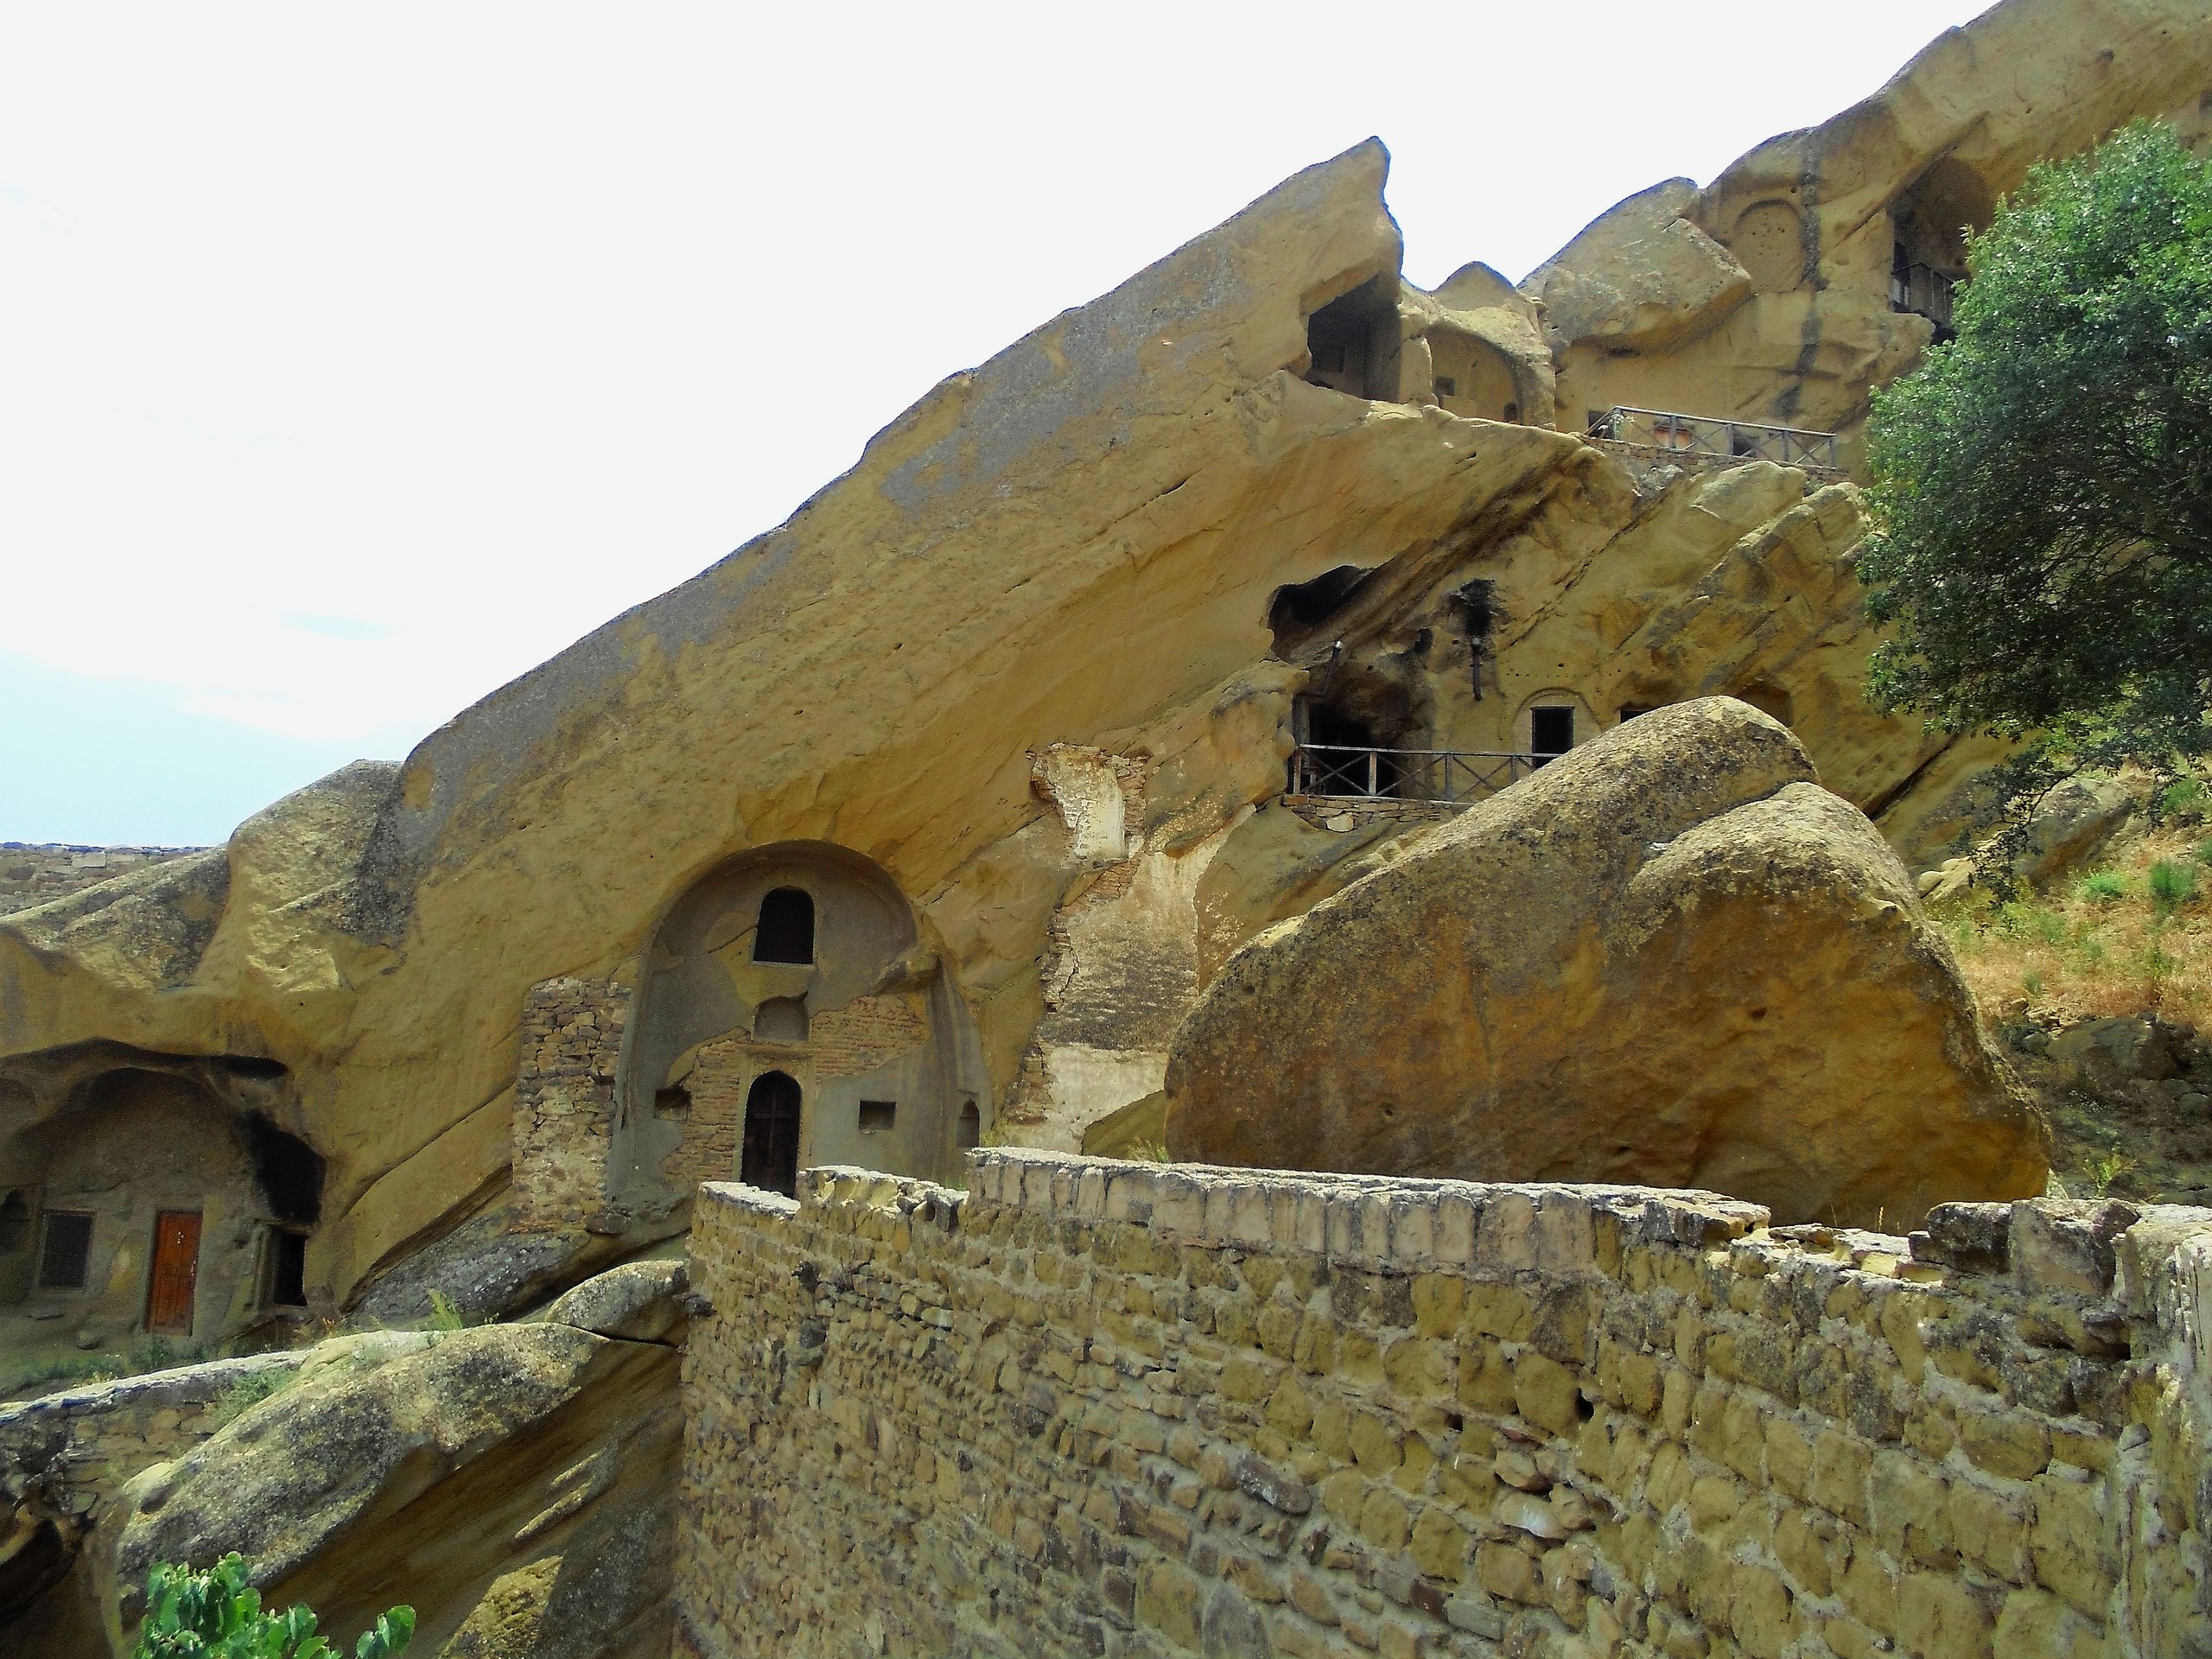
[96,1317,677,1659]
[1165,699,2049,1228]
[4,0,2204,1363]
[0,1258,683,1659]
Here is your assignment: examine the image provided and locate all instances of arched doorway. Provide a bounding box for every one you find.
[741,1071,803,1198]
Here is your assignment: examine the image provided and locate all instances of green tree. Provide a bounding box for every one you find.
[134,1554,414,1659]
[1861,120,2212,828]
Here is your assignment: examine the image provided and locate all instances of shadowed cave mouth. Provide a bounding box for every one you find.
[245,1114,325,1224]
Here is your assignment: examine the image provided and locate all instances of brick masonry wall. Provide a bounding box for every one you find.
[512,976,628,1231]
[677,1150,2212,1659]
[658,996,932,1190]
[0,843,208,916]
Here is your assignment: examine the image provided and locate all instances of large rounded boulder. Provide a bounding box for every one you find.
[1163,697,2048,1229]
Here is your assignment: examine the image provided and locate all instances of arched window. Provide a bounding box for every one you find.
[753,887,816,964]
[741,1071,803,1197]
[957,1101,982,1151]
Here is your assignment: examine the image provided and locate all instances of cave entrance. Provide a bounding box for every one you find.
[1303,276,1400,401]
[741,1071,804,1198]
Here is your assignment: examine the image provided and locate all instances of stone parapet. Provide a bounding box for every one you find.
[512,976,629,1232]
[677,1150,2212,1658]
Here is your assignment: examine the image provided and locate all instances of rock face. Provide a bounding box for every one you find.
[3,0,2202,1373]
[1164,700,2049,1229]
[99,1311,680,1659]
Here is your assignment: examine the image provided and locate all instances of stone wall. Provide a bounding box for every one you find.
[0,844,207,917]
[676,1149,2212,1659]
[512,976,628,1231]
[0,1349,308,1633]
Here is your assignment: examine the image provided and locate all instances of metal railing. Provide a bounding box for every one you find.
[1891,262,1956,333]
[1586,405,1840,474]
[1288,744,1548,806]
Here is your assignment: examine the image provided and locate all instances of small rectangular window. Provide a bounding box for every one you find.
[1530,706,1576,760]
[858,1100,897,1134]
[36,1211,93,1290]
[1433,375,1456,397]
[266,1229,308,1308]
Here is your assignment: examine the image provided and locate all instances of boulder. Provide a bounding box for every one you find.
[1521,179,1754,355]
[1164,698,2049,1229]
[2050,1016,2179,1090]
[538,1259,689,1343]
[103,1322,677,1659]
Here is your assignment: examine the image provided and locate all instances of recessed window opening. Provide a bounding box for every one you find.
[754,996,810,1045]
[741,1071,804,1198]
[265,1228,308,1308]
[1433,375,1457,398]
[1618,703,1662,724]
[0,1190,29,1254]
[1530,706,1576,762]
[36,1211,92,1291]
[654,1084,693,1117]
[1302,276,1396,400]
[1502,402,1521,424]
[957,1100,982,1150]
[753,887,816,964]
[246,1116,324,1225]
[858,1099,897,1135]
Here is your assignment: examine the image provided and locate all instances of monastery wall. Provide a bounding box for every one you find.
[677,1150,2212,1659]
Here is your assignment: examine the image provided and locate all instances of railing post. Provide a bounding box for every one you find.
[1366,749,1378,798]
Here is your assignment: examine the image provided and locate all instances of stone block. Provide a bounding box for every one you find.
[2012,1201,2140,1299]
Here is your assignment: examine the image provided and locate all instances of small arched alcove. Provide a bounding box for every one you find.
[622,842,993,1204]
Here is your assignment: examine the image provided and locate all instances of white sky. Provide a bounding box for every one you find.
[1,2,1997,845]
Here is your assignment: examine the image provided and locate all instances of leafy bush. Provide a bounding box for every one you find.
[2077,871,2127,905]
[135,1555,412,1659]
[2151,859,2200,917]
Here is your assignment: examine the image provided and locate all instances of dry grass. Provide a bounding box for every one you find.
[1935,824,2212,1032]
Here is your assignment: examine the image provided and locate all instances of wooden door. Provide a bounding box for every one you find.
[740,1072,803,1198]
[145,1211,201,1335]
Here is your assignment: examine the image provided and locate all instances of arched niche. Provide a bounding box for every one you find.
[1426,328,1525,423]
[621,842,991,1202]
[1731,199,1809,292]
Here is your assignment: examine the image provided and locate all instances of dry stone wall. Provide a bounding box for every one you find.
[677,1150,2212,1659]
[512,976,628,1231]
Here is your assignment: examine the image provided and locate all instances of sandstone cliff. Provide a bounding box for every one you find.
[2,0,2207,1364]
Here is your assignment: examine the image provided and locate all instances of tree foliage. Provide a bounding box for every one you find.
[1861,120,2212,813]
[133,1555,414,1659]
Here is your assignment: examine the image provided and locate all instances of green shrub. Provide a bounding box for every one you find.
[426,1290,467,1332]
[2164,779,2208,817]
[135,1554,412,1659]
[2151,859,2200,917]
[2076,871,2127,905]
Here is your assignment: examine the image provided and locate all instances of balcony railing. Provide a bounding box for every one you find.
[1586,406,1840,476]
[1891,262,1956,334]
[1288,744,1547,807]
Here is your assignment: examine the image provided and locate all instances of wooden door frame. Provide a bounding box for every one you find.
[144,1209,203,1337]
